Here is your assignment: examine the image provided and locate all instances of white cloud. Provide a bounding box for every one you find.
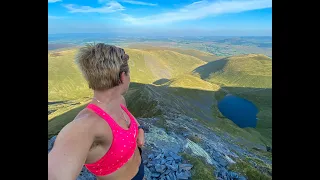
[48,0,62,3]
[64,1,125,13]
[121,0,157,6]
[98,0,157,6]
[123,0,272,25]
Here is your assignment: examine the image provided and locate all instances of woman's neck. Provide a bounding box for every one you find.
[93,86,122,105]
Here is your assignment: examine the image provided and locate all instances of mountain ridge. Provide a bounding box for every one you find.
[48,46,272,180]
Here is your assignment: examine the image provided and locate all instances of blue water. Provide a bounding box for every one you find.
[218,95,259,128]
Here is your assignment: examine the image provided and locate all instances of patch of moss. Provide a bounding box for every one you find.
[180,153,216,180]
[154,116,169,132]
[249,148,272,161]
[229,160,271,180]
[189,135,202,143]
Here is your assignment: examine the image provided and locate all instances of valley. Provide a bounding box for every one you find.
[48,37,272,180]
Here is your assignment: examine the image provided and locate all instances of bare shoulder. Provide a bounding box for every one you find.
[73,108,111,136]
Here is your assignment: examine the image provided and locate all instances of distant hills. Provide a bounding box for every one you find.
[48,46,272,146]
[48,45,272,179]
[48,43,78,50]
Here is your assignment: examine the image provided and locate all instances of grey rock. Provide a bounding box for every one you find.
[166,160,173,165]
[169,172,177,180]
[166,157,174,161]
[48,136,56,153]
[266,146,272,152]
[160,173,166,179]
[76,167,96,180]
[144,165,152,180]
[176,171,189,180]
[147,163,154,168]
[155,154,162,159]
[148,154,155,160]
[151,172,161,177]
[164,151,170,158]
[164,169,172,175]
[149,167,157,173]
[171,163,179,171]
[185,171,191,177]
[168,173,174,180]
[178,164,193,171]
[169,151,182,161]
[153,159,161,164]
[238,176,247,180]
[170,162,178,171]
[155,164,167,173]
[171,160,176,166]
[217,168,228,179]
[228,171,239,179]
[217,157,228,167]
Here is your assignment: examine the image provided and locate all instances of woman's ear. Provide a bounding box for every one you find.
[120,72,126,84]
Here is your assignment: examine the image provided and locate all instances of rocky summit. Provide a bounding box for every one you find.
[144,149,192,180]
[48,115,271,179]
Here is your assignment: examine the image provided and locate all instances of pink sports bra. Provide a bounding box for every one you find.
[84,103,138,176]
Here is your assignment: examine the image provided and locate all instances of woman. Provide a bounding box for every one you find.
[48,43,145,180]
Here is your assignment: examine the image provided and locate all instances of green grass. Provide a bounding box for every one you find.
[189,135,202,143]
[48,47,207,100]
[124,83,163,118]
[123,48,207,84]
[194,54,272,88]
[48,46,272,151]
[217,87,272,146]
[48,47,206,119]
[180,153,216,180]
[167,73,220,91]
[229,159,271,180]
[191,54,272,147]
[48,103,88,139]
[154,116,169,132]
[127,44,222,62]
[48,49,92,101]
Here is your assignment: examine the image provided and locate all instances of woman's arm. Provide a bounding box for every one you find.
[48,120,95,180]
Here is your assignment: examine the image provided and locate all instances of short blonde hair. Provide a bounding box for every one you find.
[75,43,129,90]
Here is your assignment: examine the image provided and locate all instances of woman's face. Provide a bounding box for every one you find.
[120,71,130,95]
[119,48,130,94]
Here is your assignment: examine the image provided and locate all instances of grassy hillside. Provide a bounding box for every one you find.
[167,74,220,91]
[125,48,206,84]
[127,44,222,62]
[48,47,206,120]
[48,82,217,139]
[49,47,206,101]
[193,54,272,88]
[48,45,272,180]
[192,54,272,146]
[48,49,92,101]
[48,47,272,147]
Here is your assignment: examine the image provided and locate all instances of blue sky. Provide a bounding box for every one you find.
[48,0,272,36]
